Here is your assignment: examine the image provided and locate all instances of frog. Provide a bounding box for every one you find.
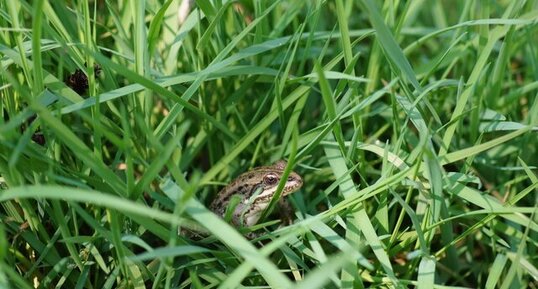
[209,160,303,232]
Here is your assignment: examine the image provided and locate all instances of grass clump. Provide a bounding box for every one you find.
[1,0,537,288]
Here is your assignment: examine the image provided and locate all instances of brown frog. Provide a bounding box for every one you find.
[210,160,303,229]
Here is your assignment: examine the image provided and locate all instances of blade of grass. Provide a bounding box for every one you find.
[360,0,421,91]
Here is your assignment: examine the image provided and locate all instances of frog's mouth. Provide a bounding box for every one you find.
[282,178,303,195]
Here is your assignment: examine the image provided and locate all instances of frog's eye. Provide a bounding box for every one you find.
[263,174,279,185]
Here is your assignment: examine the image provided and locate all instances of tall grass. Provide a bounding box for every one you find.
[1,0,537,288]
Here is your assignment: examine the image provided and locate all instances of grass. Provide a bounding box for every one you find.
[1,0,537,288]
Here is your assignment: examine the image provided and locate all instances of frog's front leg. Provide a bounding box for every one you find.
[249,198,294,240]
[277,198,295,225]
